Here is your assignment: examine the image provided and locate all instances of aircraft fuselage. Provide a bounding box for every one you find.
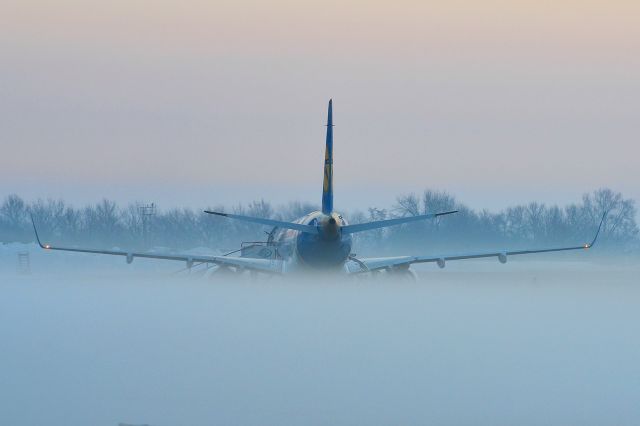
[274,211,352,270]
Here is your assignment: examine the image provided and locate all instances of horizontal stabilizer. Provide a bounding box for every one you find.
[341,210,458,234]
[204,210,319,234]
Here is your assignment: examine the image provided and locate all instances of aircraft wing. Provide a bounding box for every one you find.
[350,213,606,273]
[31,220,283,274]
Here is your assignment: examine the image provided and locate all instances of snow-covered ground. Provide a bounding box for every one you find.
[1,243,639,425]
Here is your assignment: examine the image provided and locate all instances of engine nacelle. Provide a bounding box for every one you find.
[437,258,446,269]
[126,253,134,264]
[498,252,508,264]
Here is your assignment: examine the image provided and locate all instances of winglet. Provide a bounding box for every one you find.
[586,211,607,248]
[30,214,48,249]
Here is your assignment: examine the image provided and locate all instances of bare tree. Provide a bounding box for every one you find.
[422,189,456,215]
[29,198,66,239]
[0,194,29,242]
[581,188,638,246]
[393,193,420,217]
[1,194,27,228]
[524,202,546,242]
[82,199,122,245]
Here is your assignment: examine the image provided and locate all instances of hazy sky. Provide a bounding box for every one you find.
[1,0,639,212]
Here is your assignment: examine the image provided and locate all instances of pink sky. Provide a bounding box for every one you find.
[1,0,639,210]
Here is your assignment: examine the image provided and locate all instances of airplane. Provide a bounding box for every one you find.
[32,100,606,278]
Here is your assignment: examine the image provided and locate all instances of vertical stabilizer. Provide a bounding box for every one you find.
[322,99,334,214]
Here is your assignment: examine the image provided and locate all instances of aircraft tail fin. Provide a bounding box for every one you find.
[322,99,334,214]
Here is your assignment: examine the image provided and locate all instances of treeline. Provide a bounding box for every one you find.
[360,188,638,255]
[0,189,637,254]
